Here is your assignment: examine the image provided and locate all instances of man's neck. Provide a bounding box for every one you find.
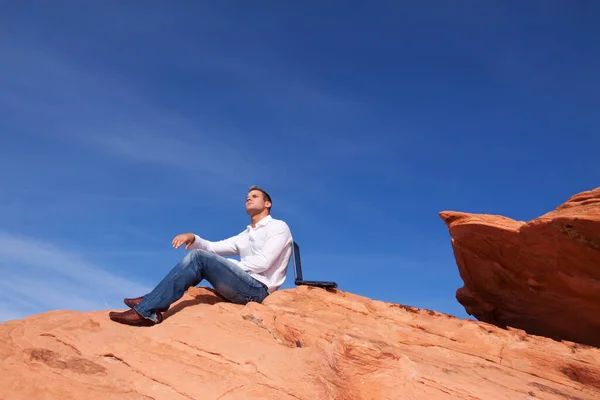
[250,211,270,227]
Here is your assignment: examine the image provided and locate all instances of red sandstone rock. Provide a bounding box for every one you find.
[1,286,599,399]
[440,187,600,349]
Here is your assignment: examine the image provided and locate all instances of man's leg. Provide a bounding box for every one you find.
[110,249,268,325]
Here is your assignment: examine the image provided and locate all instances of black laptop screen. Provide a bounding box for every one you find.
[292,242,303,281]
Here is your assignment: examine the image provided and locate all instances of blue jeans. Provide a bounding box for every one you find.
[134,249,269,322]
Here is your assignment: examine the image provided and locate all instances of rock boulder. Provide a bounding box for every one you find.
[440,187,600,348]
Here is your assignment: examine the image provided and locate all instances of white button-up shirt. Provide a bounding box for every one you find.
[189,215,293,293]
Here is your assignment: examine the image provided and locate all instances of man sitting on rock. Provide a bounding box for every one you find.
[109,186,293,327]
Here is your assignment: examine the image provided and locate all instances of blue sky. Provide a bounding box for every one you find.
[1,2,598,322]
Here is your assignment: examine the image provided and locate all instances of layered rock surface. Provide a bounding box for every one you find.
[440,187,600,348]
[1,286,600,399]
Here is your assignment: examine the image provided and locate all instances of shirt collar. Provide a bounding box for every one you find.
[248,214,272,229]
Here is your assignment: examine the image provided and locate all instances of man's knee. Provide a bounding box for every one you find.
[178,250,212,275]
[186,249,216,264]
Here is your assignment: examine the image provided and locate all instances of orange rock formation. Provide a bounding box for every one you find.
[1,286,599,399]
[440,187,600,349]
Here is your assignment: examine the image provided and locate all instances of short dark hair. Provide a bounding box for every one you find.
[248,185,272,210]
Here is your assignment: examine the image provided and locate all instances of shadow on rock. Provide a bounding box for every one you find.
[162,288,227,321]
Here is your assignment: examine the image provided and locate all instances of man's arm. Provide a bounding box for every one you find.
[240,222,292,274]
[189,233,240,256]
[173,232,240,256]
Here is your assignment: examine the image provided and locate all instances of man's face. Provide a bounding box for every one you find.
[246,190,270,214]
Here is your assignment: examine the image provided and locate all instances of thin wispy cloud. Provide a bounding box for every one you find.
[0,38,270,184]
[0,39,291,255]
[0,34,380,230]
[0,231,151,322]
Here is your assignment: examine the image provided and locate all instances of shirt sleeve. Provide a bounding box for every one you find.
[187,233,240,256]
[240,222,292,274]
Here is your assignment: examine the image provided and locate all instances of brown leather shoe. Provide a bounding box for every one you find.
[124,296,145,308]
[108,308,161,327]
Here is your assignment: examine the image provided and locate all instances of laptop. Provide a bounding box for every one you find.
[291,241,338,290]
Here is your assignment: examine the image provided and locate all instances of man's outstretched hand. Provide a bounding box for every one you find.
[172,233,196,250]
